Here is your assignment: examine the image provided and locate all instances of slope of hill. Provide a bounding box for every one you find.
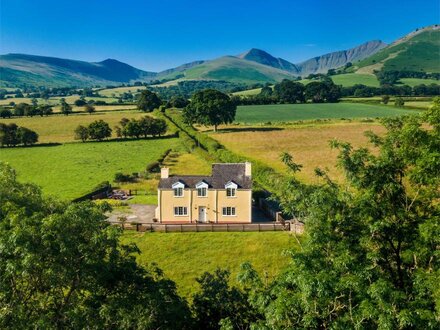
[295,40,387,75]
[178,56,295,84]
[238,48,299,73]
[355,26,440,73]
[0,54,156,87]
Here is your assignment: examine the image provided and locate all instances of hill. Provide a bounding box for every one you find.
[238,48,299,73]
[355,26,440,73]
[0,54,156,87]
[296,40,387,75]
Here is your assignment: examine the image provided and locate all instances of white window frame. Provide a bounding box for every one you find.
[225,181,238,198]
[196,181,208,197]
[222,207,236,216]
[172,182,185,197]
[174,206,188,216]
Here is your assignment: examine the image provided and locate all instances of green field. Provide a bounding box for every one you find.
[398,78,440,87]
[122,231,298,297]
[235,103,417,124]
[0,138,180,199]
[331,73,380,87]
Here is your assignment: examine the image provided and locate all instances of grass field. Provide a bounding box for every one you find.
[0,111,148,143]
[98,86,147,97]
[331,73,380,87]
[122,231,298,297]
[235,103,417,124]
[211,123,386,182]
[398,78,440,87]
[0,138,180,199]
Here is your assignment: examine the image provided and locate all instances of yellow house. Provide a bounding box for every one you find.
[156,163,252,223]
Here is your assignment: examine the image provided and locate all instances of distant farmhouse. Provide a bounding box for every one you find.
[156,163,252,223]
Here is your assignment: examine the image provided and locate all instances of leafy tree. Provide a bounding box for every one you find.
[123,119,142,139]
[84,104,95,115]
[273,79,305,103]
[87,120,112,141]
[60,99,72,116]
[74,125,89,142]
[137,90,162,112]
[240,108,440,329]
[38,104,53,116]
[17,127,38,146]
[13,103,31,116]
[183,89,236,131]
[259,85,273,97]
[170,96,190,108]
[0,108,12,118]
[150,118,167,137]
[192,269,258,330]
[395,97,405,107]
[74,99,87,106]
[0,163,193,329]
[382,95,390,104]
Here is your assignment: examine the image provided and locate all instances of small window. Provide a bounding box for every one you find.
[174,187,183,197]
[226,188,236,197]
[222,207,236,216]
[174,206,188,216]
[197,187,207,197]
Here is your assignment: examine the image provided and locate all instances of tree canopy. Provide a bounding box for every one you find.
[137,90,162,112]
[182,89,236,131]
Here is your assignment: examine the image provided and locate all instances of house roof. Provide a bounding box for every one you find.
[158,163,252,189]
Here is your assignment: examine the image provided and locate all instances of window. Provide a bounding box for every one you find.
[197,187,207,197]
[226,188,236,197]
[222,207,236,216]
[174,206,188,216]
[174,187,183,197]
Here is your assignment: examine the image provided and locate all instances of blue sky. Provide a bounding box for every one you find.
[1,0,438,71]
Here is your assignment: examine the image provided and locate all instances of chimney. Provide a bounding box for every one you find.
[161,167,169,179]
[245,162,251,177]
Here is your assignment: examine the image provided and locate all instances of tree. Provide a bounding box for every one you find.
[170,96,189,108]
[395,97,405,107]
[0,163,193,329]
[382,95,390,104]
[17,127,38,146]
[84,104,95,115]
[0,123,19,146]
[87,120,112,141]
[240,108,440,329]
[74,99,87,106]
[273,80,305,103]
[60,99,72,116]
[74,125,89,142]
[123,119,142,139]
[0,108,12,118]
[192,269,258,330]
[137,90,162,112]
[182,89,236,132]
[13,103,31,116]
[151,118,167,137]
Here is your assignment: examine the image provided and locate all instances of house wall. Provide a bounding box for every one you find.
[158,188,252,223]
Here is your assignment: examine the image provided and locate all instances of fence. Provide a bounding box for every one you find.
[111,222,290,233]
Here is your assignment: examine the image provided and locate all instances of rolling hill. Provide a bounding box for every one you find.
[0,54,156,87]
[355,25,440,73]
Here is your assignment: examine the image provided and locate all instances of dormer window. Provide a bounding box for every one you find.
[172,182,185,197]
[196,181,208,197]
[225,181,237,197]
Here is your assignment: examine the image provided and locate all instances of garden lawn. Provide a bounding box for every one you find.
[122,231,298,297]
[235,103,417,124]
[0,138,180,200]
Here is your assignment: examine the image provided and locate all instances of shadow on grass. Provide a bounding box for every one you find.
[215,127,284,133]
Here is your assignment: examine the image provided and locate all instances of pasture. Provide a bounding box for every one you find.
[0,138,180,200]
[235,103,417,124]
[122,231,298,297]
[0,111,149,143]
[211,123,386,182]
[331,73,380,87]
[98,86,147,97]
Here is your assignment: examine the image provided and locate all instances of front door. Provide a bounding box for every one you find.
[198,207,207,223]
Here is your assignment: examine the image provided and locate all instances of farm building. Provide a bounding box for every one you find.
[156,163,252,223]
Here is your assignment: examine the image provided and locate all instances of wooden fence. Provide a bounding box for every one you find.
[111,222,290,233]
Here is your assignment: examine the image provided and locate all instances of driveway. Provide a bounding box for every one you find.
[107,204,157,224]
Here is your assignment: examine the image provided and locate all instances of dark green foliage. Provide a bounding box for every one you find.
[84,104,95,114]
[60,98,72,115]
[192,269,258,330]
[13,102,31,116]
[74,125,89,142]
[304,79,342,103]
[395,97,405,107]
[137,90,162,112]
[74,98,87,106]
[382,95,390,104]
[87,120,112,141]
[273,79,305,103]
[183,89,236,131]
[0,163,193,329]
[0,123,38,147]
[118,116,167,139]
[0,108,12,118]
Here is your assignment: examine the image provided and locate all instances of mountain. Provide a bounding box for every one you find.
[295,40,387,75]
[238,48,299,73]
[354,25,440,73]
[0,54,156,87]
